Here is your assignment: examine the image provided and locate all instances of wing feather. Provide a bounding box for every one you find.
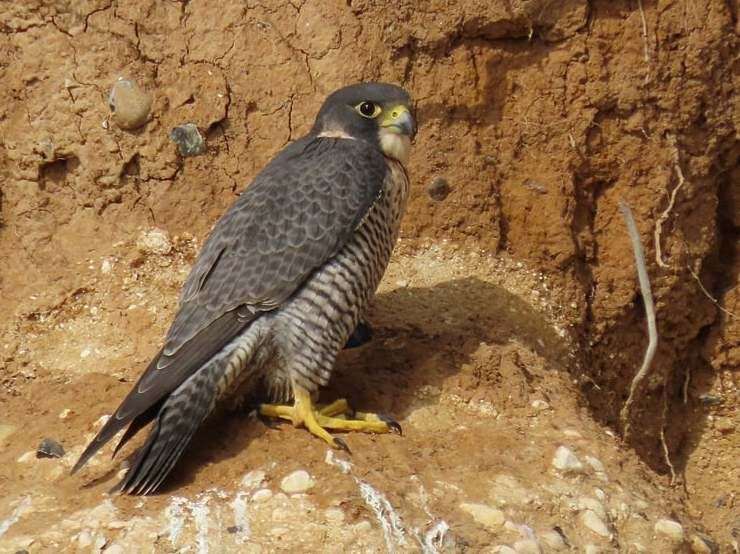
[73,137,388,473]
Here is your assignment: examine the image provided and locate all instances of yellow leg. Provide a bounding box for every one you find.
[259,390,402,451]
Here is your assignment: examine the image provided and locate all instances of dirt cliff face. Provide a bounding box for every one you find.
[1,0,737,551]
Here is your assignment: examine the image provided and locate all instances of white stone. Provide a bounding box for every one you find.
[17,451,35,463]
[58,409,72,419]
[240,470,266,490]
[76,530,93,549]
[530,400,549,411]
[585,456,605,473]
[655,519,684,542]
[251,488,273,502]
[352,520,372,534]
[580,509,611,538]
[540,530,567,550]
[325,508,345,524]
[280,470,315,494]
[460,503,506,530]
[514,539,541,553]
[552,446,585,473]
[577,497,607,520]
[137,228,172,255]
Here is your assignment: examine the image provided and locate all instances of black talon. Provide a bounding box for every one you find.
[379,414,403,436]
[256,409,284,429]
[333,436,352,454]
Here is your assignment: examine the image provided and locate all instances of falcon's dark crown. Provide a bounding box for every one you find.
[311,83,416,148]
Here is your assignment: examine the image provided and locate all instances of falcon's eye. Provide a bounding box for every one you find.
[356,101,381,118]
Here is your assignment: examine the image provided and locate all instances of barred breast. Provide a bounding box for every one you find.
[267,158,410,399]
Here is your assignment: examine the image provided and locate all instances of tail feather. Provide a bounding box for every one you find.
[115,371,218,495]
[112,400,164,459]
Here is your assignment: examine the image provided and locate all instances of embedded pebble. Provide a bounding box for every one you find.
[280,470,315,493]
[94,415,111,429]
[108,77,151,130]
[580,509,610,538]
[715,418,734,433]
[427,176,451,201]
[136,229,172,256]
[36,438,65,459]
[0,423,16,443]
[460,503,505,529]
[58,409,72,419]
[540,530,567,550]
[654,519,684,542]
[584,456,605,473]
[324,507,345,524]
[251,488,273,502]
[240,470,266,490]
[552,446,584,473]
[577,496,607,520]
[17,451,36,463]
[170,123,205,157]
[530,399,549,411]
[513,539,541,553]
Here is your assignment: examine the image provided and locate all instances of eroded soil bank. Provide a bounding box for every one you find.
[1,1,737,552]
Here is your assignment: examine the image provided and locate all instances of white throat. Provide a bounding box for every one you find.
[379,130,411,166]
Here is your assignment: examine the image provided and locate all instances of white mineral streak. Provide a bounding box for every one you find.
[0,496,32,538]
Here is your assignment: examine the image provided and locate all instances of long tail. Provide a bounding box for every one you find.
[114,364,220,495]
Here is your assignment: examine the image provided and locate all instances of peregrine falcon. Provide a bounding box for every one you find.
[72,83,416,495]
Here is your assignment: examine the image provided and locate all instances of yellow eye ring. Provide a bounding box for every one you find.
[355,101,382,118]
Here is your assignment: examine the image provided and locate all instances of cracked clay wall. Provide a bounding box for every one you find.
[0,0,738,536]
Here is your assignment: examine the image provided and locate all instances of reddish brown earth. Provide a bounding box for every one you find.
[0,1,737,552]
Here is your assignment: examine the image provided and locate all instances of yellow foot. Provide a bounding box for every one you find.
[259,389,402,452]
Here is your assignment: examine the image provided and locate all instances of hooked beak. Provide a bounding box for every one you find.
[381,105,416,139]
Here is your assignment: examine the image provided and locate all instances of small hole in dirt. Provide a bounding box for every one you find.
[39,156,79,188]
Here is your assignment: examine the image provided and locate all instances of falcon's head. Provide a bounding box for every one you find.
[312,82,416,165]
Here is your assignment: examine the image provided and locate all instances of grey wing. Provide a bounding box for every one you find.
[73,137,388,472]
[168,136,388,355]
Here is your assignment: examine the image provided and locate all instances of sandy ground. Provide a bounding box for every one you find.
[0,239,723,552]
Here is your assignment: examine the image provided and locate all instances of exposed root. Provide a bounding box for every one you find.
[619,201,659,440]
[637,0,650,84]
[661,379,677,485]
[687,261,738,320]
[654,134,686,268]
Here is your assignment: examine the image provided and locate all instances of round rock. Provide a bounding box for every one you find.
[580,509,610,538]
[109,77,151,130]
[426,177,451,201]
[540,530,567,551]
[170,123,205,157]
[460,502,505,530]
[280,470,315,494]
[552,446,584,474]
[36,438,65,459]
[654,519,684,542]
